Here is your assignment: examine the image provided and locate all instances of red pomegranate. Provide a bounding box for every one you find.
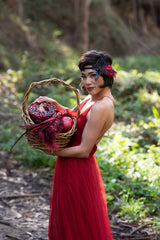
[62,116,73,132]
[28,102,56,123]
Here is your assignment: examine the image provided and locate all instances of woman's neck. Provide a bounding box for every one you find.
[90,88,112,102]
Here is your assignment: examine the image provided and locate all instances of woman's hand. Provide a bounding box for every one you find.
[33,96,57,105]
[33,96,68,111]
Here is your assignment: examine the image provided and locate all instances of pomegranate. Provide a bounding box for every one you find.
[28,102,56,123]
[62,116,73,132]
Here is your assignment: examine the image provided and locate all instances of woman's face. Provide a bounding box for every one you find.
[81,65,104,95]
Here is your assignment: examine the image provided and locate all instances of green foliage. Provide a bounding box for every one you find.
[15,46,80,95]
[112,68,160,122]
[0,44,19,70]
[115,55,160,72]
[96,111,160,221]
[93,55,160,223]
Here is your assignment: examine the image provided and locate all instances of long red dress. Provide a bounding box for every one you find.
[48,99,113,240]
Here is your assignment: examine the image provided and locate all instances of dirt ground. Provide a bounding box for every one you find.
[0,151,159,240]
[0,155,51,240]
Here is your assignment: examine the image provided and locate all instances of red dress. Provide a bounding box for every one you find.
[48,99,113,240]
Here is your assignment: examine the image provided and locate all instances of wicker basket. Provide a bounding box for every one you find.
[22,78,80,151]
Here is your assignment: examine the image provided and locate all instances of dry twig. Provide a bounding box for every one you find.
[5,234,21,240]
[0,192,49,199]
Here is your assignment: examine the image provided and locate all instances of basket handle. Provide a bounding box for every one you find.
[22,78,80,117]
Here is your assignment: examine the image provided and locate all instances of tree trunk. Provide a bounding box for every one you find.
[73,0,80,26]
[73,0,80,43]
[6,0,24,19]
[81,0,91,53]
[150,0,157,26]
[131,0,138,22]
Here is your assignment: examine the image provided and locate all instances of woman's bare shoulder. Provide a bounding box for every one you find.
[88,100,114,124]
[93,96,114,112]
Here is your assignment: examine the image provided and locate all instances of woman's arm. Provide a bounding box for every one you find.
[55,100,114,158]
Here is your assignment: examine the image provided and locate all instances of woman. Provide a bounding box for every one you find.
[36,50,116,240]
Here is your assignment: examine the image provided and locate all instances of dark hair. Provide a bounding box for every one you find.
[78,50,114,88]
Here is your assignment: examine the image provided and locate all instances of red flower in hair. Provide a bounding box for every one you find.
[105,65,117,78]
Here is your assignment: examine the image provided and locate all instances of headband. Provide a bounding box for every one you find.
[83,64,117,78]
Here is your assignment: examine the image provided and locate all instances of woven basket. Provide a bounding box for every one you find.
[22,78,80,151]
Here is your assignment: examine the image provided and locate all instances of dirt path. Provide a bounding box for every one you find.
[0,152,159,240]
[0,153,51,240]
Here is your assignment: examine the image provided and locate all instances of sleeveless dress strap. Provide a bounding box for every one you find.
[79,95,114,115]
[79,98,90,110]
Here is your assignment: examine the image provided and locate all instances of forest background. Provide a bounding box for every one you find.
[0,0,160,238]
